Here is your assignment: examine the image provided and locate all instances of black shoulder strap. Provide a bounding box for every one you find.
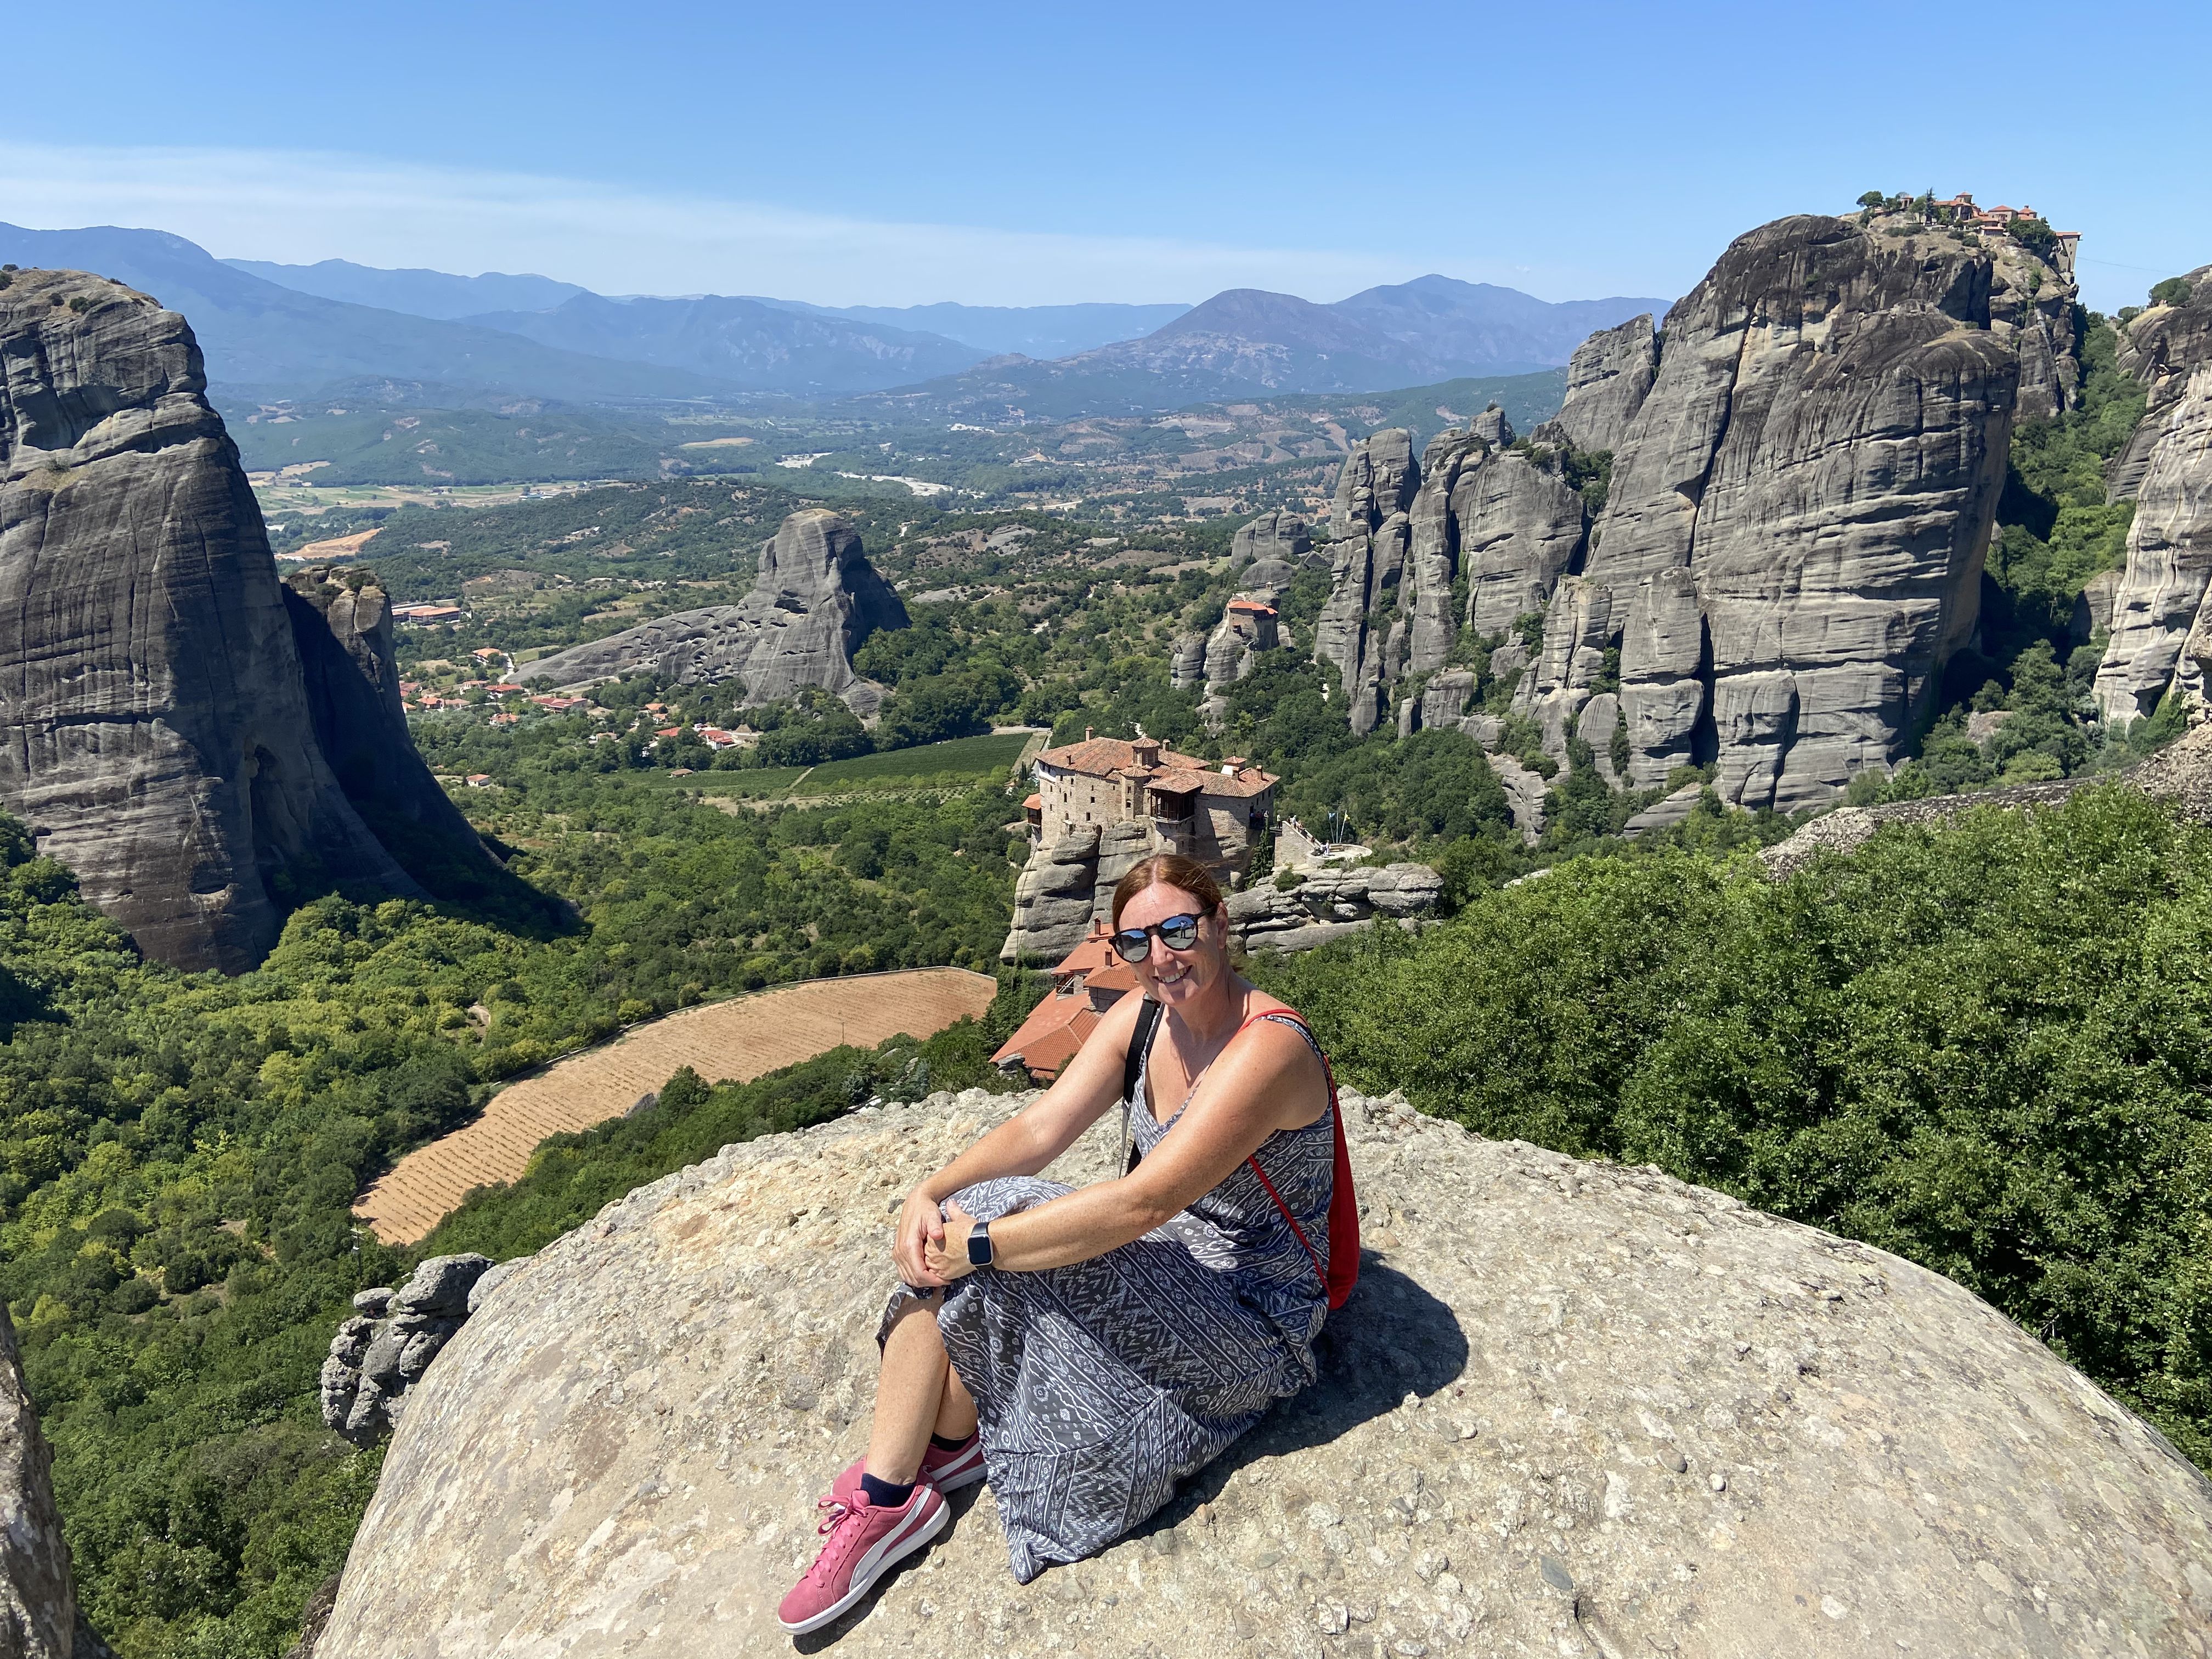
[1121,996,1163,1106]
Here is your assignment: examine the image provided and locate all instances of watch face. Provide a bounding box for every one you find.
[967,1223,991,1266]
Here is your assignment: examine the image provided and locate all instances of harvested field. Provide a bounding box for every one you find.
[354,967,997,1244]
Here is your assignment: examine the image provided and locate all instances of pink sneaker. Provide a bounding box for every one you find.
[777,1483,948,1634]
[828,1435,986,1506]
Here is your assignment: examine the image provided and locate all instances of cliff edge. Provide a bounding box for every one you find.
[315,1088,2212,1656]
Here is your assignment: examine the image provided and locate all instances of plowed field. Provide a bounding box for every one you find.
[354,967,998,1244]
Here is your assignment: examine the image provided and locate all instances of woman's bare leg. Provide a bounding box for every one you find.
[865,1297,952,1483]
[934,1359,978,1441]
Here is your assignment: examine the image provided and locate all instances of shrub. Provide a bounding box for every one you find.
[1255,789,2212,1468]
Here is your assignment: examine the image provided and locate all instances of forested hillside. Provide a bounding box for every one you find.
[0,760,1025,1656]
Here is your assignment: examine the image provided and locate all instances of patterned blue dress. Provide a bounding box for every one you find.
[879,1012,1334,1582]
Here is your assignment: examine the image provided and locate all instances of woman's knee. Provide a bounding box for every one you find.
[952,1176,1073,1224]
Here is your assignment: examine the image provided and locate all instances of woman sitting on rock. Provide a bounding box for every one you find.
[779,853,1344,1632]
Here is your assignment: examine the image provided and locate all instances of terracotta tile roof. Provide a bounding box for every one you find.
[1037,736,1277,799]
[1226,599,1277,616]
[1038,736,1200,777]
[989,926,1140,1079]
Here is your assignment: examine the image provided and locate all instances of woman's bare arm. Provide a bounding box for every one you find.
[891,988,1151,1284]
[926,1017,1327,1278]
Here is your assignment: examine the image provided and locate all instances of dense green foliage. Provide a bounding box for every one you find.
[1256,788,2212,1467]
[0,743,1019,1656]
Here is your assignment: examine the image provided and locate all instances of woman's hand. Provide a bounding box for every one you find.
[894,1187,949,1288]
[922,1198,980,1284]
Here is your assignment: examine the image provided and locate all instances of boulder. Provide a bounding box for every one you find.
[1486,753,1550,843]
[0,268,488,972]
[1226,863,1442,953]
[1470,402,1513,448]
[1547,313,1658,453]
[1622,780,1706,838]
[320,1255,498,1444]
[390,1253,494,1317]
[315,1088,2212,1659]
[523,510,906,712]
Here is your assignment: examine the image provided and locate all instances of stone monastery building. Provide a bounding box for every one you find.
[1026,732,1277,882]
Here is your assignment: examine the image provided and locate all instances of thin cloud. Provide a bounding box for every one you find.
[0,142,1501,307]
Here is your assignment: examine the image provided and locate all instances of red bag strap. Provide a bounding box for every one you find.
[1232,1008,1352,1304]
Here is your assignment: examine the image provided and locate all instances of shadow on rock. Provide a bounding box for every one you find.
[1125,1253,1468,1544]
[794,1255,1463,1645]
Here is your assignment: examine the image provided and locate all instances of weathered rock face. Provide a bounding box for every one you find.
[319,1254,496,1445]
[999,827,1101,964]
[2109,267,2212,502]
[281,566,496,873]
[0,1305,76,1658]
[523,510,907,712]
[2091,270,2212,723]
[0,269,488,973]
[2092,366,2212,721]
[1228,510,1312,590]
[1314,430,1420,734]
[315,1087,2212,1659]
[1316,425,1596,742]
[1225,862,1441,954]
[1543,312,1657,453]
[1588,215,2031,810]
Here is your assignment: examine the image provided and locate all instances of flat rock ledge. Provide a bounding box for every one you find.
[317,1088,2212,1658]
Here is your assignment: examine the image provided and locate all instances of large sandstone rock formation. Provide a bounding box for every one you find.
[2091,270,2212,723]
[313,1087,2212,1658]
[1313,425,1590,736]
[1589,215,2035,809]
[1312,215,2081,812]
[0,268,495,973]
[523,510,906,713]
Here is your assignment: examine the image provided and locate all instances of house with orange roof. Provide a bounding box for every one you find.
[989,921,1141,1081]
[1031,731,1276,882]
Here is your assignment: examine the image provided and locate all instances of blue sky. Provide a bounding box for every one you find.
[2,0,2199,313]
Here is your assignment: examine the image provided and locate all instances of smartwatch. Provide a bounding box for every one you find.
[967,1219,995,1269]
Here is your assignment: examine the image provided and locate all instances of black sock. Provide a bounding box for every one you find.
[930,1431,973,1451]
[859,1472,915,1509]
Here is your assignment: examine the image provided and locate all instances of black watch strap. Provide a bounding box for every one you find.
[967,1218,994,1268]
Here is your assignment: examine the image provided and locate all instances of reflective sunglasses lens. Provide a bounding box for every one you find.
[1111,930,1149,962]
[1159,915,1201,949]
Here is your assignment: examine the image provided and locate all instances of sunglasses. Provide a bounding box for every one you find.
[1111,912,1204,963]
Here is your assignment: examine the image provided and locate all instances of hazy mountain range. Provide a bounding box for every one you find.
[4,223,1664,411]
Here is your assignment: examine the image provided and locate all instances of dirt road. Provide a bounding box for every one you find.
[354,967,997,1244]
